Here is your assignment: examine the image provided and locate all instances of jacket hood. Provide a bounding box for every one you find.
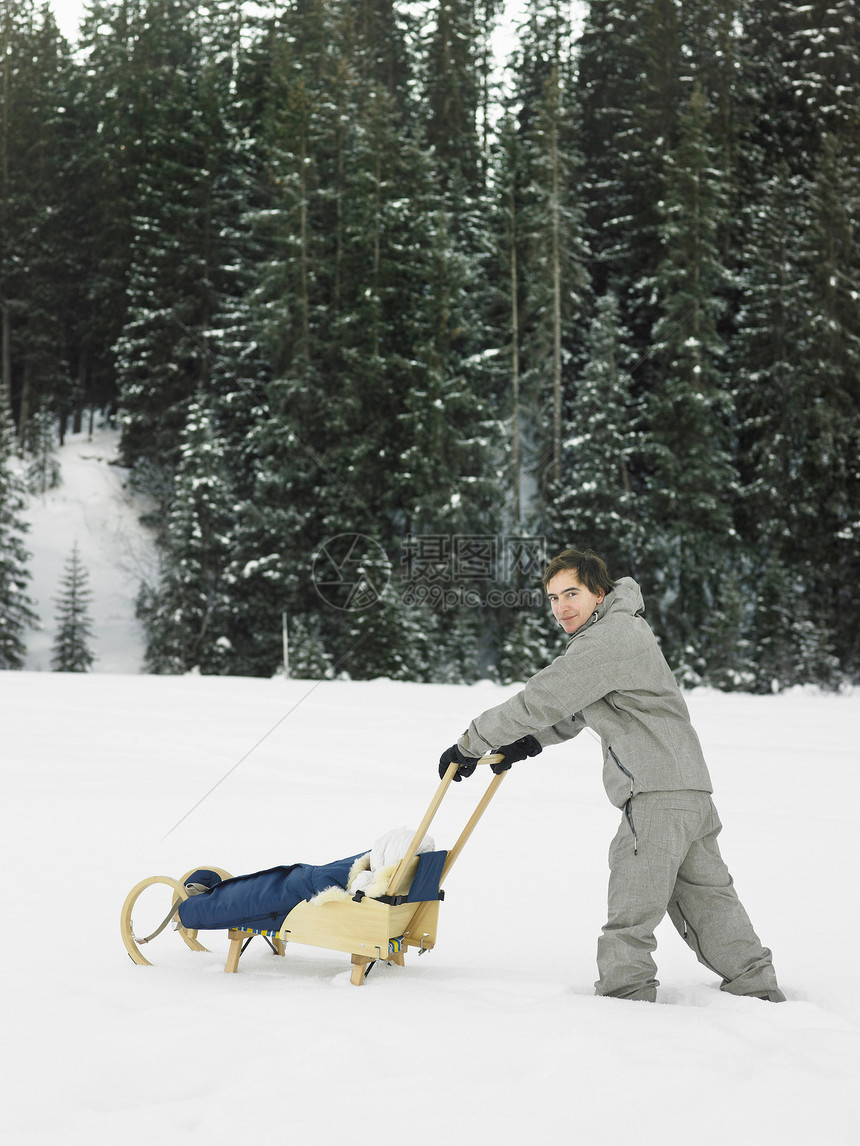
[567,576,644,645]
[599,576,645,620]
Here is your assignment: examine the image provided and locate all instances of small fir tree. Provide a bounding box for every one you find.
[287,615,334,680]
[51,541,95,671]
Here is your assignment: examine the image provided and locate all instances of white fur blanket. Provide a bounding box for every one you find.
[309,827,435,905]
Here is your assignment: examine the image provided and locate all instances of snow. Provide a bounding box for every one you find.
[4,675,860,1144]
[49,0,84,39]
[5,428,860,1145]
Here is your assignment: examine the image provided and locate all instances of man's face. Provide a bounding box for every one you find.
[546,570,605,635]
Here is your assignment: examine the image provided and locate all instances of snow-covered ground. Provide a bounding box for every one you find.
[4,428,859,1144]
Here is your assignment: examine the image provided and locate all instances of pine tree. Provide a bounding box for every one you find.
[63,0,143,432]
[493,111,528,525]
[141,395,236,674]
[496,607,556,684]
[737,0,809,171]
[577,0,680,334]
[640,83,738,681]
[185,1,276,501]
[50,541,95,672]
[217,5,354,676]
[733,0,860,685]
[789,0,860,145]
[507,0,589,500]
[0,411,38,667]
[335,577,436,682]
[789,136,860,682]
[431,606,487,684]
[220,0,504,680]
[0,0,72,439]
[113,0,223,470]
[548,291,643,573]
[745,554,842,693]
[286,614,334,679]
[421,0,483,193]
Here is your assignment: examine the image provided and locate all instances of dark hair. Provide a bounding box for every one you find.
[542,548,616,595]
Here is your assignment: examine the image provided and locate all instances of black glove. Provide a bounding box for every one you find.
[491,734,543,773]
[438,743,479,782]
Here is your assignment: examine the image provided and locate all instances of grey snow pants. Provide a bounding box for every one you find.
[595,790,783,1002]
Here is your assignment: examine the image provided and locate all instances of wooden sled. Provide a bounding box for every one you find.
[120,754,506,985]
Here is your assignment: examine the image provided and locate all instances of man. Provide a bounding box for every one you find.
[440,547,785,1003]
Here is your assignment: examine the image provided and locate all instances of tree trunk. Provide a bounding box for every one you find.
[299,133,310,366]
[509,184,521,524]
[18,360,30,447]
[550,106,562,486]
[1,9,10,422]
[1,304,10,421]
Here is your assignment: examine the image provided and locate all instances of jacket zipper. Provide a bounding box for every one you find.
[608,746,638,855]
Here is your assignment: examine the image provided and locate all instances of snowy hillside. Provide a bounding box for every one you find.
[21,427,156,672]
[4,424,859,1144]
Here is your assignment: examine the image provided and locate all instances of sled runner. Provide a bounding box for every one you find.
[120,753,506,986]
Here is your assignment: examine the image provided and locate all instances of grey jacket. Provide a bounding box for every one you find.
[459,577,713,808]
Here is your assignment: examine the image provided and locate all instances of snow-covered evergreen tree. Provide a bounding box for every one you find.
[0,0,72,437]
[64,0,148,429]
[287,614,334,680]
[641,83,738,681]
[789,0,860,145]
[789,136,860,680]
[216,0,504,681]
[336,580,437,682]
[113,0,219,470]
[3,0,858,688]
[0,412,38,668]
[141,396,235,674]
[50,541,95,672]
[496,607,556,684]
[733,0,860,685]
[577,0,679,338]
[506,0,589,497]
[745,555,842,693]
[548,291,642,573]
[420,0,484,195]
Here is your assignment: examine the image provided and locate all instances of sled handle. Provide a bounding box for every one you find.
[386,753,505,898]
[440,768,507,885]
[398,764,508,947]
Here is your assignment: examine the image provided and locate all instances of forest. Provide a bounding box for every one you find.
[0,0,858,688]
